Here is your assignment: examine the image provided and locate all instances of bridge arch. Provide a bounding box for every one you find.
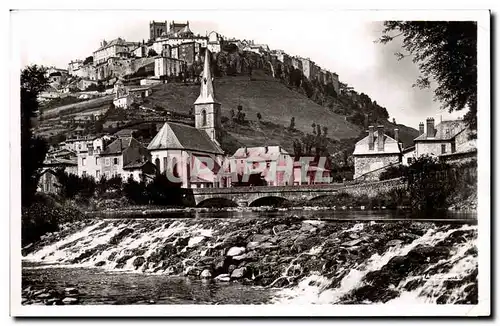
[196,197,238,208]
[249,196,290,207]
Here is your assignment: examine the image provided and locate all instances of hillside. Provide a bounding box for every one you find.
[143,71,361,141]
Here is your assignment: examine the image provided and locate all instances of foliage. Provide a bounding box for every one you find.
[123,176,148,205]
[406,155,456,211]
[56,171,97,202]
[148,49,158,57]
[257,112,262,121]
[21,65,50,206]
[83,56,93,65]
[379,164,409,181]
[380,21,477,131]
[288,116,296,131]
[21,194,84,246]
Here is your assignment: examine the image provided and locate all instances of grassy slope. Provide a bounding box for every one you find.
[145,72,362,141]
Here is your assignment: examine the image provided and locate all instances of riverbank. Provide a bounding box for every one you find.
[23,214,478,304]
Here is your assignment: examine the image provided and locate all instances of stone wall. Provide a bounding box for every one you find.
[354,154,400,180]
[340,178,404,198]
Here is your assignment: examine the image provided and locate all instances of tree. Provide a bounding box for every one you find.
[83,56,93,65]
[322,126,328,137]
[21,65,49,206]
[289,116,296,131]
[148,49,158,57]
[257,112,262,121]
[379,21,477,132]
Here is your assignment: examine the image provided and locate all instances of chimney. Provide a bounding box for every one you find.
[394,128,399,143]
[426,118,435,138]
[377,125,384,151]
[368,126,374,150]
[419,122,424,135]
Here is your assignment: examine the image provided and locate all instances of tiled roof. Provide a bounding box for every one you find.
[353,134,401,155]
[101,136,140,155]
[231,146,289,161]
[414,120,467,141]
[95,38,128,52]
[147,122,223,154]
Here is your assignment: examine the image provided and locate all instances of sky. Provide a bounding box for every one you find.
[10,9,466,129]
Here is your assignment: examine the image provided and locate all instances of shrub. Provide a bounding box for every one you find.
[379,164,409,181]
[406,155,456,211]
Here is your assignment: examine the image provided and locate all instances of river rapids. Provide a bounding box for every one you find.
[22,214,478,305]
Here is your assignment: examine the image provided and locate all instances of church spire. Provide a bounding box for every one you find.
[194,49,218,105]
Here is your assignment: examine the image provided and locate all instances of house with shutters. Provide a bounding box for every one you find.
[412,117,477,165]
[147,49,226,189]
[98,136,152,181]
[353,125,403,180]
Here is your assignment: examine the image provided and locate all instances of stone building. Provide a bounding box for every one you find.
[149,20,169,41]
[154,56,185,78]
[353,125,402,180]
[207,31,222,53]
[93,38,135,64]
[99,136,151,181]
[147,49,226,189]
[230,146,292,186]
[412,117,477,164]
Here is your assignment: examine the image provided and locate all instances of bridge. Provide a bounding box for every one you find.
[188,183,346,207]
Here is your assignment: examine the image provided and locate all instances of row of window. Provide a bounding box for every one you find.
[81,170,119,179]
[81,157,119,166]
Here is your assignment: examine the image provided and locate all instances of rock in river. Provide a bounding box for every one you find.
[62,297,78,305]
[200,269,212,279]
[227,247,246,257]
[231,267,247,279]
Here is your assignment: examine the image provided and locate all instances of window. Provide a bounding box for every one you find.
[407,157,413,165]
[441,144,446,154]
[451,143,456,153]
[82,158,86,166]
[95,157,99,165]
[105,158,110,166]
[201,110,207,126]
[113,158,119,165]
[82,171,87,177]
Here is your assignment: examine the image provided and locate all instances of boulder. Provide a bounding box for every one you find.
[200,269,212,279]
[231,267,247,279]
[214,274,231,282]
[133,256,145,269]
[64,288,79,296]
[386,240,403,247]
[246,242,260,250]
[227,247,246,257]
[62,297,78,305]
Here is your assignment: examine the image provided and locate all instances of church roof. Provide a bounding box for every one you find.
[147,122,223,154]
[194,49,218,105]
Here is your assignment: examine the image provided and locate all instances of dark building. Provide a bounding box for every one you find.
[149,20,168,40]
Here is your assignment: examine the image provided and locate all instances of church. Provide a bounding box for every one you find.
[147,49,228,188]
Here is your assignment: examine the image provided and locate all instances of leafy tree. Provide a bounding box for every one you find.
[257,112,262,121]
[379,21,477,131]
[83,56,93,65]
[21,65,50,206]
[147,49,158,57]
[289,116,296,131]
[406,155,456,211]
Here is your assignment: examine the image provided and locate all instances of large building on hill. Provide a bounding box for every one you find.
[93,38,138,64]
[353,126,403,180]
[147,49,227,189]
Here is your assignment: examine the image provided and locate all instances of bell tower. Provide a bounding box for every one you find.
[194,49,221,143]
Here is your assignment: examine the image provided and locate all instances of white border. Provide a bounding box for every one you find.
[8,6,491,318]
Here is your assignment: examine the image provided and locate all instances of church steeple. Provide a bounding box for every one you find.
[194,49,221,143]
[194,49,218,105]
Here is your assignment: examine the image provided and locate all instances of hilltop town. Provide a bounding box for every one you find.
[35,20,477,197]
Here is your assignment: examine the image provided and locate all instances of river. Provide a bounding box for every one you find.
[21,209,478,305]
